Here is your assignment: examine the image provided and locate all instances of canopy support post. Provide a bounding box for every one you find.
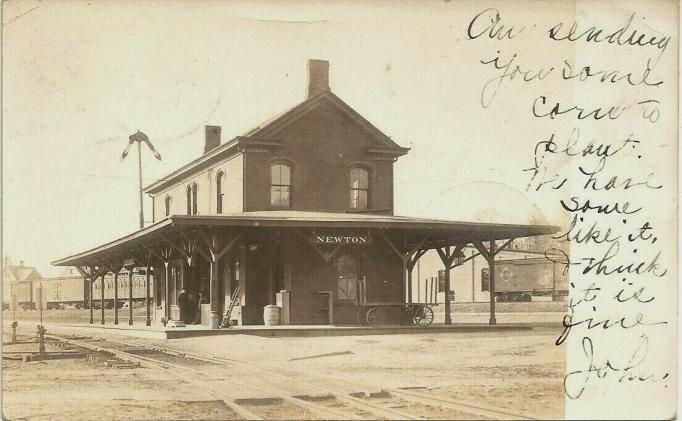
[436,244,465,325]
[75,266,94,325]
[100,273,105,325]
[473,238,515,326]
[489,240,496,325]
[164,262,170,320]
[89,279,93,324]
[142,241,172,322]
[198,227,241,328]
[114,270,119,324]
[380,231,430,310]
[145,264,151,326]
[128,266,134,325]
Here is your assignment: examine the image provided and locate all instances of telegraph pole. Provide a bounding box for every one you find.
[138,140,144,229]
[121,131,161,230]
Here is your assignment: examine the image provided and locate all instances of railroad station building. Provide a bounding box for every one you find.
[53,60,557,329]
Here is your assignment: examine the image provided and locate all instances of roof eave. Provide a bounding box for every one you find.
[51,218,174,267]
[52,214,559,267]
[143,140,241,195]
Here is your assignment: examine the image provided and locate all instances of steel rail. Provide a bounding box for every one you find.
[94,335,420,420]
[23,329,262,420]
[45,329,423,420]
[43,328,538,420]
[183,345,538,420]
[388,388,538,420]
[39,330,363,420]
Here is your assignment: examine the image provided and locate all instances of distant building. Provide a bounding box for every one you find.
[3,257,42,309]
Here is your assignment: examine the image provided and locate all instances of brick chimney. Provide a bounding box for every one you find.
[307,59,330,97]
[204,125,221,154]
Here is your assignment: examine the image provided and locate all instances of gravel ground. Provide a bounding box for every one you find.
[2,309,566,420]
[2,334,236,420]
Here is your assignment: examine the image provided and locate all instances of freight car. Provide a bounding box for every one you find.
[9,281,35,310]
[31,268,154,310]
[38,275,86,309]
[86,268,154,309]
[481,257,568,302]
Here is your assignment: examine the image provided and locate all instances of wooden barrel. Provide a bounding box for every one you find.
[263,305,281,326]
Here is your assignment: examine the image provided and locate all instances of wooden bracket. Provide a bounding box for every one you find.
[86,265,107,282]
[494,238,515,256]
[134,245,155,267]
[473,238,514,262]
[139,241,167,263]
[74,266,89,278]
[473,241,491,262]
[215,232,241,261]
[381,231,430,268]
[436,244,465,268]
[405,235,430,270]
[380,230,407,264]
[407,248,428,271]
[197,227,242,262]
[175,228,211,263]
[159,244,173,263]
[158,233,195,265]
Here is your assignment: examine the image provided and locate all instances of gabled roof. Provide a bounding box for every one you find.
[3,265,42,282]
[243,90,407,151]
[144,90,409,195]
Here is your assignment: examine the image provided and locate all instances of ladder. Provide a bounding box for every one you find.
[219,286,241,328]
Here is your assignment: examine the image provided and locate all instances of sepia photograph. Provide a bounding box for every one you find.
[2,1,678,419]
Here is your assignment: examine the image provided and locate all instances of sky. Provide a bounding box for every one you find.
[2,0,621,275]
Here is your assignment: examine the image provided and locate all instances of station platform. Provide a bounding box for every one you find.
[163,323,533,339]
[24,321,534,340]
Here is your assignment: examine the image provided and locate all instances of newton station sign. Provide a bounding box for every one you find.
[311,235,373,245]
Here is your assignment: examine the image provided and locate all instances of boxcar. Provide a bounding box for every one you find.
[482,257,568,302]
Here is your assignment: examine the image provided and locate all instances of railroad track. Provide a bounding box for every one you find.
[23,328,421,420]
[18,327,538,420]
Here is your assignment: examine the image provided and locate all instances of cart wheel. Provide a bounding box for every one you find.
[413,305,434,327]
[365,307,386,327]
[356,308,368,325]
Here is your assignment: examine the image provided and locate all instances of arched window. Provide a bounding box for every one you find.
[270,163,291,208]
[186,185,192,215]
[191,183,198,215]
[335,253,359,301]
[216,171,224,214]
[164,195,172,217]
[349,166,369,210]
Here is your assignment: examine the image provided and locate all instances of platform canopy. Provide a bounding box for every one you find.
[52,211,558,267]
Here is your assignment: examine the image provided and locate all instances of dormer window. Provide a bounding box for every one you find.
[270,162,292,208]
[216,171,224,214]
[349,166,369,210]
